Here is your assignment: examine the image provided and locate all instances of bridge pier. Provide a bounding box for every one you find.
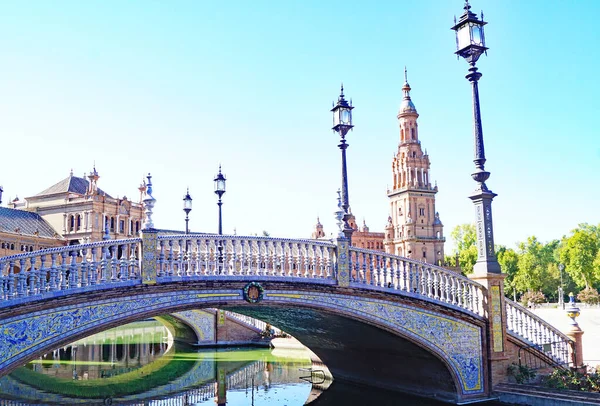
[470,272,509,387]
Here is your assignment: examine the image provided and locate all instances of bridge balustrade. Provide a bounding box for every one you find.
[155,235,336,279]
[348,247,485,316]
[0,238,141,300]
[505,299,572,366]
[0,234,488,319]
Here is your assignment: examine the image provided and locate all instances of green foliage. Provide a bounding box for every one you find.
[507,363,537,384]
[577,287,600,305]
[558,225,600,289]
[544,368,600,392]
[450,224,477,275]
[449,223,600,302]
[497,246,519,294]
[513,237,559,296]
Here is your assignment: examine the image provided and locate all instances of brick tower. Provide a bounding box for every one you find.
[383,69,445,264]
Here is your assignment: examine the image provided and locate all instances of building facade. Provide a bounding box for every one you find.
[12,168,146,245]
[311,213,385,252]
[383,72,445,264]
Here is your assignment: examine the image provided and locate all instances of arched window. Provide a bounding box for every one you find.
[110,217,115,232]
[69,215,75,231]
[76,215,81,231]
[411,128,415,139]
[436,231,441,238]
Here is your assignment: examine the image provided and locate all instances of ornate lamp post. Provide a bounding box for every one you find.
[183,188,192,234]
[452,0,500,275]
[214,166,226,235]
[214,166,226,272]
[331,85,354,241]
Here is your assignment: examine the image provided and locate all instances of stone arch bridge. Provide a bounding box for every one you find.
[0,232,573,403]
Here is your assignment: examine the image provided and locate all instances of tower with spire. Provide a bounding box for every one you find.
[384,69,445,264]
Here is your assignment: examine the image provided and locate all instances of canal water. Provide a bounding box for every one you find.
[0,320,503,405]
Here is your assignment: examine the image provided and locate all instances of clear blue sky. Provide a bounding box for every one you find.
[1,0,599,251]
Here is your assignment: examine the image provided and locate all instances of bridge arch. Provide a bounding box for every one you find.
[0,281,486,403]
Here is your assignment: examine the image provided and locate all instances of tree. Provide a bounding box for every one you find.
[513,237,559,298]
[520,290,546,308]
[450,224,478,275]
[577,287,600,305]
[496,246,519,299]
[558,225,600,289]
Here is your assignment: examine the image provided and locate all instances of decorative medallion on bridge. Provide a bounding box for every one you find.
[243,282,264,303]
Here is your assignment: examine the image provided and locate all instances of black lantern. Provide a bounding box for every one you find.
[183,188,192,234]
[214,166,226,235]
[451,1,487,65]
[331,85,354,138]
[214,167,226,200]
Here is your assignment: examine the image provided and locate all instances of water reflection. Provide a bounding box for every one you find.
[0,320,503,406]
[30,320,170,381]
[0,320,315,405]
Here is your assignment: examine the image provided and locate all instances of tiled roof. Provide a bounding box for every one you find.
[35,175,111,198]
[0,207,61,239]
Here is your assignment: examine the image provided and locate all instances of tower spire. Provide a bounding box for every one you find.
[399,67,417,115]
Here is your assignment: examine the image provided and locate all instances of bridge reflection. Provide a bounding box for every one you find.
[0,320,319,405]
[32,320,171,381]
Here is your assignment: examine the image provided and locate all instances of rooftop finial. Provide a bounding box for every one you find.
[464,0,471,11]
[399,66,417,114]
[70,168,73,177]
[340,83,344,96]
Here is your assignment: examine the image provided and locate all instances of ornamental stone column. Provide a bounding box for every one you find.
[140,173,158,285]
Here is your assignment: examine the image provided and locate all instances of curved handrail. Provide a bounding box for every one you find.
[0,238,141,301]
[0,234,487,319]
[154,235,336,281]
[0,238,141,263]
[157,233,336,248]
[223,310,283,336]
[505,298,572,365]
[348,247,486,316]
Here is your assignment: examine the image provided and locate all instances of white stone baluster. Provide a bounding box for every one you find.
[110,245,118,282]
[295,243,302,278]
[129,244,138,279]
[28,257,37,296]
[119,244,128,281]
[167,240,174,277]
[39,254,48,292]
[69,250,78,287]
[279,242,286,277]
[89,249,97,286]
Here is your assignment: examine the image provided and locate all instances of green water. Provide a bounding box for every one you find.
[0,320,503,405]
